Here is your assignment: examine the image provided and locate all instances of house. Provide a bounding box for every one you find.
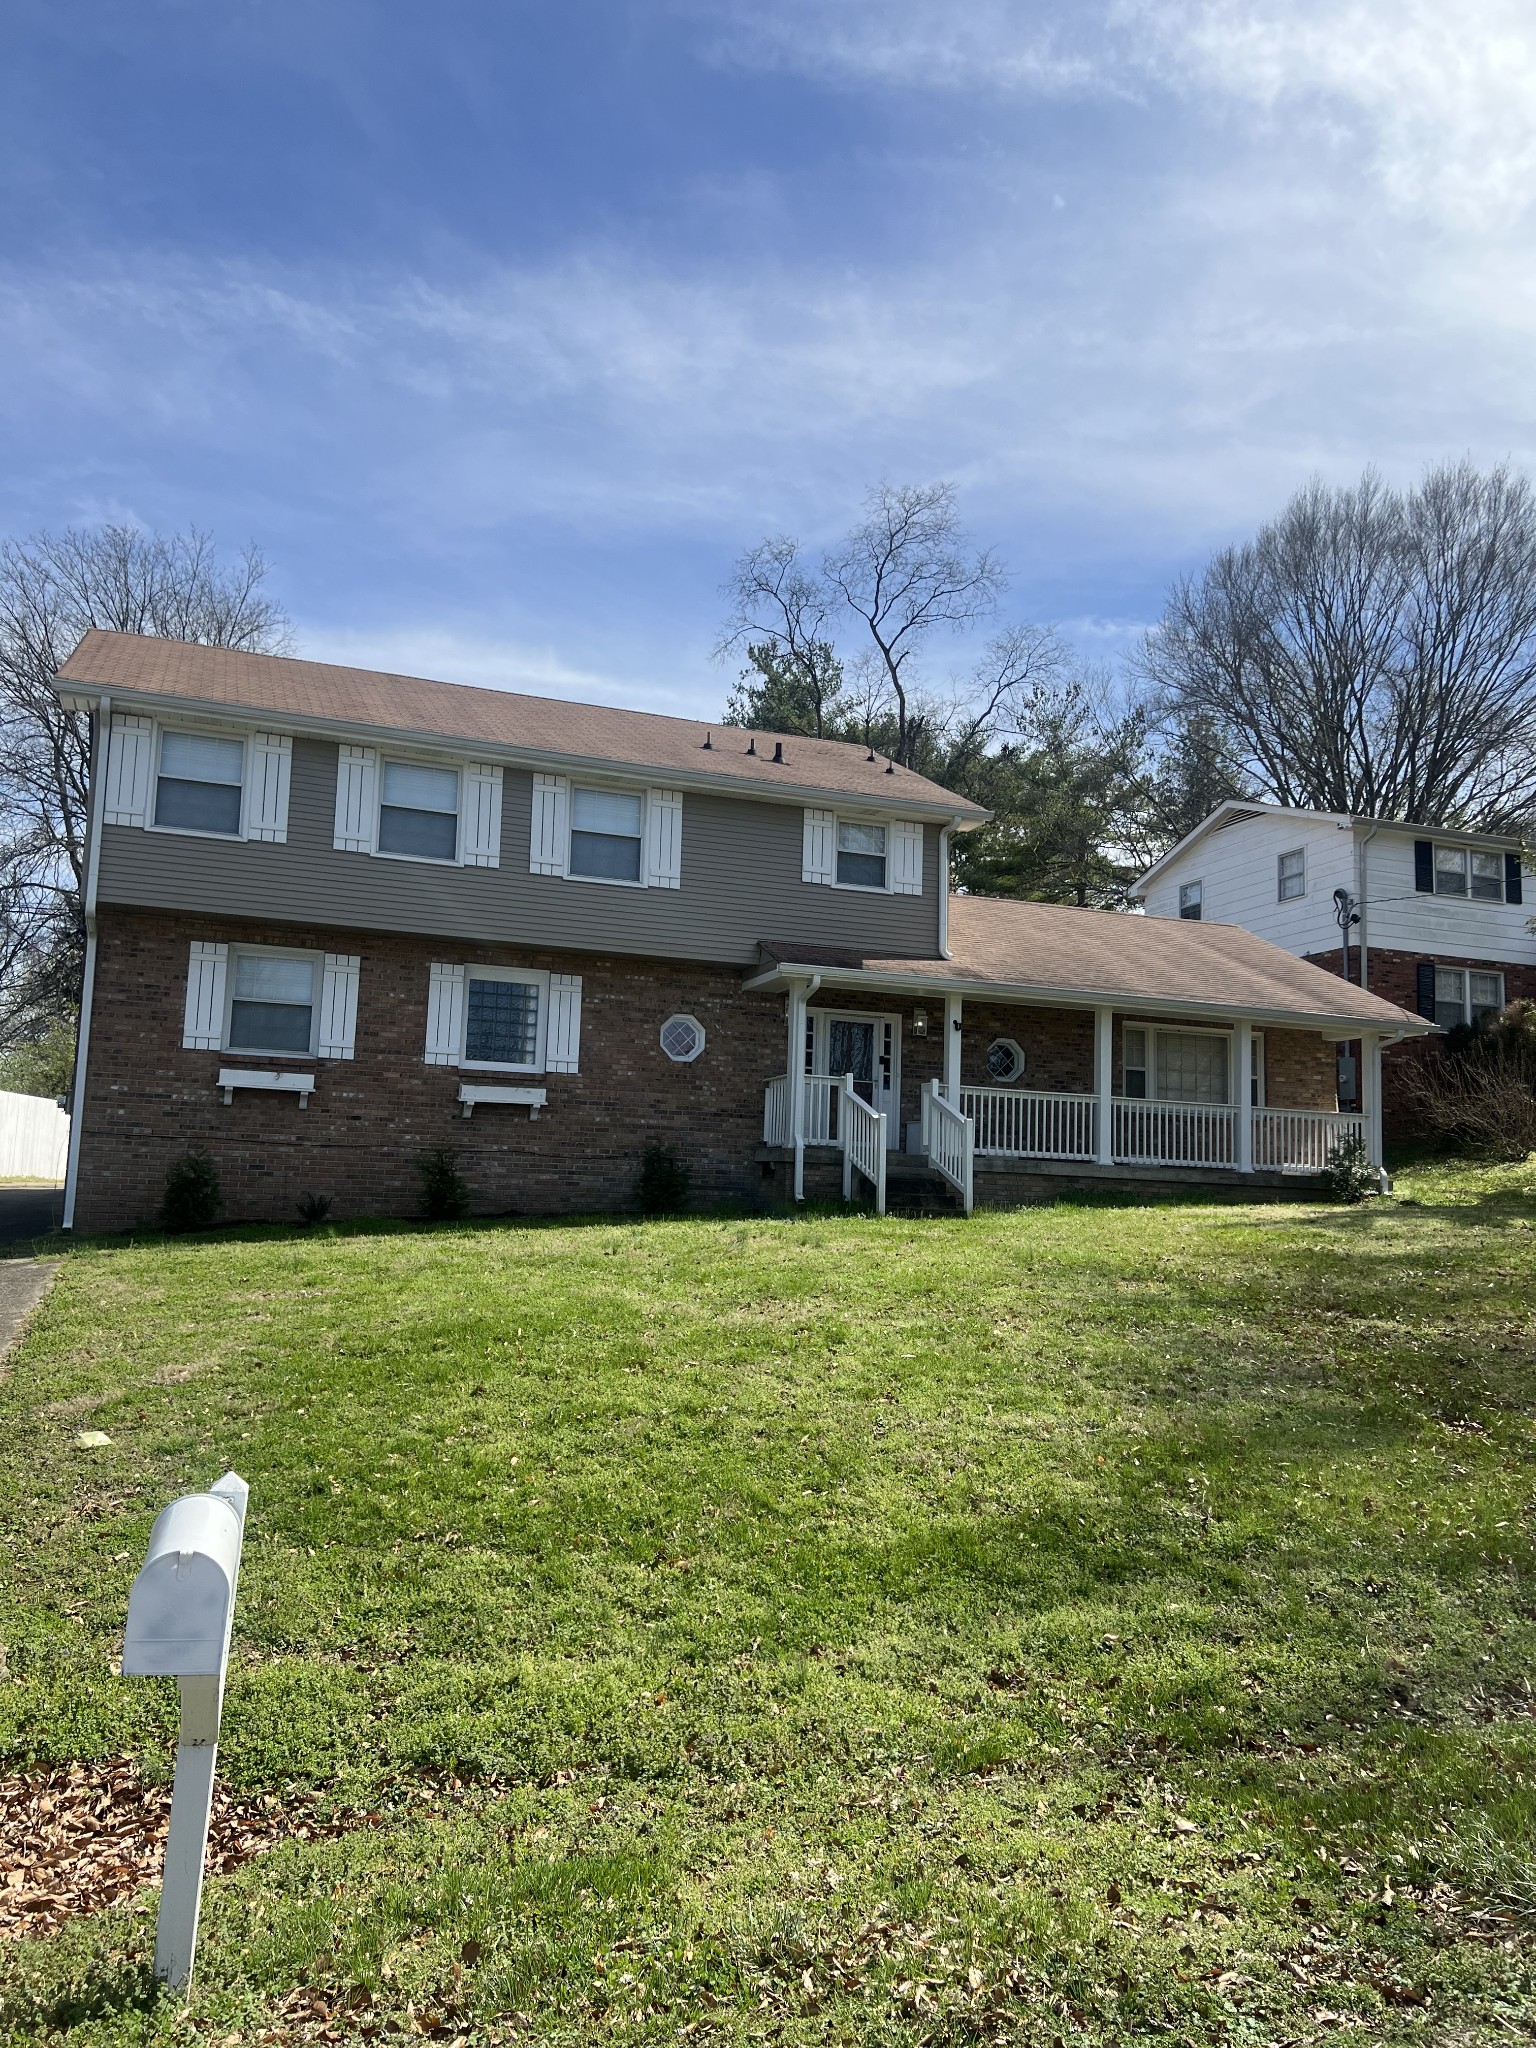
[1133,801,1533,1118]
[55,634,1428,1231]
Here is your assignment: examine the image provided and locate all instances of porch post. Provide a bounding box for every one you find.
[1094,1005,1114,1166]
[1235,1020,1254,1172]
[788,982,807,1201]
[943,992,962,1105]
[1362,1033,1384,1168]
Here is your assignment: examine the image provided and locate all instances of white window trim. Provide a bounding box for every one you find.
[374,753,464,868]
[145,723,250,843]
[1432,843,1506,903]
[1276,847,1306,902]
[1122,1020,1235,1104]
[811,812,923,896]
[660,1013,706,1063]
[985,1037,1026,1084]
[563,780,651,890]
[222,944,323,1061]
[457,964,552,1075]
[1433,965,1505,1027]
[1178,879,1203,919]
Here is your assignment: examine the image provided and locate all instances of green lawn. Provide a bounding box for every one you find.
[2,1163,1534,2044]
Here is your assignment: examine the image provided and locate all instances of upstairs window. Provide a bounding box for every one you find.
[836,820,887,888]
[1277,848,1306,901]
[227,952,316,1055]
[1471,850,1505,901]
[1178,880,1203,920]
[465,973,542,1067]
[379,762,459,861]
[570,788,644,882]
[155,732,244,836]
[1434,845,1468,896]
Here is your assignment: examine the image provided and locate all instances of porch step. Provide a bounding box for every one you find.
[884,1162,965,1216]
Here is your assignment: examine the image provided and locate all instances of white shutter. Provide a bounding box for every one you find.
[104,714,154,827]
[802,808,835,885]
[645,788,683,888]
[182,941,228,1051]
[462,762,503,868]
[546,973,582,1074]
[333,744,378,853]
[424,963,465,1066]
[246,732,293,843]
[530,773,569,875]
[318,953,360,1059]
[890,818,924,895]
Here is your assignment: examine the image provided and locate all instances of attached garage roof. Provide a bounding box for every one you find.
[756,894,1426,1035]
[54,631,986,820]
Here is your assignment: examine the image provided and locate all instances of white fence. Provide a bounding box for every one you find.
[959,1085,1097,1161]
[0,1090,69,1180]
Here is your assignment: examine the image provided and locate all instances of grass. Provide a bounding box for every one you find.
[2,1161,1534,2044]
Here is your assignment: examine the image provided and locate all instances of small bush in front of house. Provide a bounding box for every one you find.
[159,1150,224,1233]
[1321,1132,1382,1204]
[296,1192,332,1228]
[417,1147,471,1221]
[636,1144,691,1214]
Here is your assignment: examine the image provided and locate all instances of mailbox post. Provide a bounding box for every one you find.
[122,1470,249,1993]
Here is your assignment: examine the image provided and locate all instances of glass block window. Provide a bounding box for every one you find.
[155,731,244,835]
[660,1014,705,1063]
[465,976,540,1066]
[228,952,315,1053]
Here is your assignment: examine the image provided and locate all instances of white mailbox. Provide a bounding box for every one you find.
[122,1470,248,1994]
[124,1484,245,1676]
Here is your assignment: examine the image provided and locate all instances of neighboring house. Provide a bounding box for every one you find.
[55,634,1426,1230]
[1133,801,1533,1116]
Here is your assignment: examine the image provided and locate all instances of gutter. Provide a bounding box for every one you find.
[49,682,991,831]
[62,695,110,1230]
[742,957,1427,1040]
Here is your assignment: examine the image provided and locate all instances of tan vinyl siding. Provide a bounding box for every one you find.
[95,737,942,965]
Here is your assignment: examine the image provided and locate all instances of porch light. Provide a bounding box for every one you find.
[911,1007,928,1036]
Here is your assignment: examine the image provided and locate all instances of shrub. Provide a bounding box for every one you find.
[159,1150,224,1233]
[1320,1132,1382,1204]
[296,1191,332,1227]
[417,1146,471,1221]
[636,1144,690,1214]
[1399,1001,1536,1162]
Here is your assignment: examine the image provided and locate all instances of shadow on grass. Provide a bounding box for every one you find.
[1,1956,160,2036]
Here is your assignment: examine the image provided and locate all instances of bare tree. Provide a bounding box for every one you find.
[720,483,1005,766]
[822,483,1005,765]
[1142,463,1536,828]
[0,524,291,1048]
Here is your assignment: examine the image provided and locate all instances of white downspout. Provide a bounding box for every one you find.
[1356,819,1381,989]
[938,820,960,960]
[63,694,110,1231]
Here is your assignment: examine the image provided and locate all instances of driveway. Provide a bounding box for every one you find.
[0,1183,63,1246]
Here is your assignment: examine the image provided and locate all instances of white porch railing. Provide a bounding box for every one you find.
[840,1075,888,1214]
[1113,1099,1236,1167]
[763,1074,792,1150]
[960,1085,1096,1161]
[923,1081,974,1213]
[1253,1108,1367,1173]
[803,1073,841,1146]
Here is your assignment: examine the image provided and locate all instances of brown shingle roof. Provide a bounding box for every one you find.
[758,894,1425,1032]
[55,631,985,818]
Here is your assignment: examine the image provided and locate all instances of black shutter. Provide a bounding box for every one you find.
[1414,839,1434,892]
[1506,852,1524,905]
[1415,961,1437,1021]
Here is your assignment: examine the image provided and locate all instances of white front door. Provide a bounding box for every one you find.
[808,1011,900,1147]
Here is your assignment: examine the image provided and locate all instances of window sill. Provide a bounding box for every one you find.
[458,1083,548,1120]
[563,868,648,889]
[217,1067,317,1107]
[372,847,463,867]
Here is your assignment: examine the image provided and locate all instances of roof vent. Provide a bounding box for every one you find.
[702,730,712,750]
[866,748,877,762]
[885,759,895,775]
[772,741,784,764]
[746,736,756,756]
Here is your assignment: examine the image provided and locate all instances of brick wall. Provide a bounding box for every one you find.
[75,909,788,1232]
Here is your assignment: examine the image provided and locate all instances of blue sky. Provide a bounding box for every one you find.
[3,0,1534,717]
